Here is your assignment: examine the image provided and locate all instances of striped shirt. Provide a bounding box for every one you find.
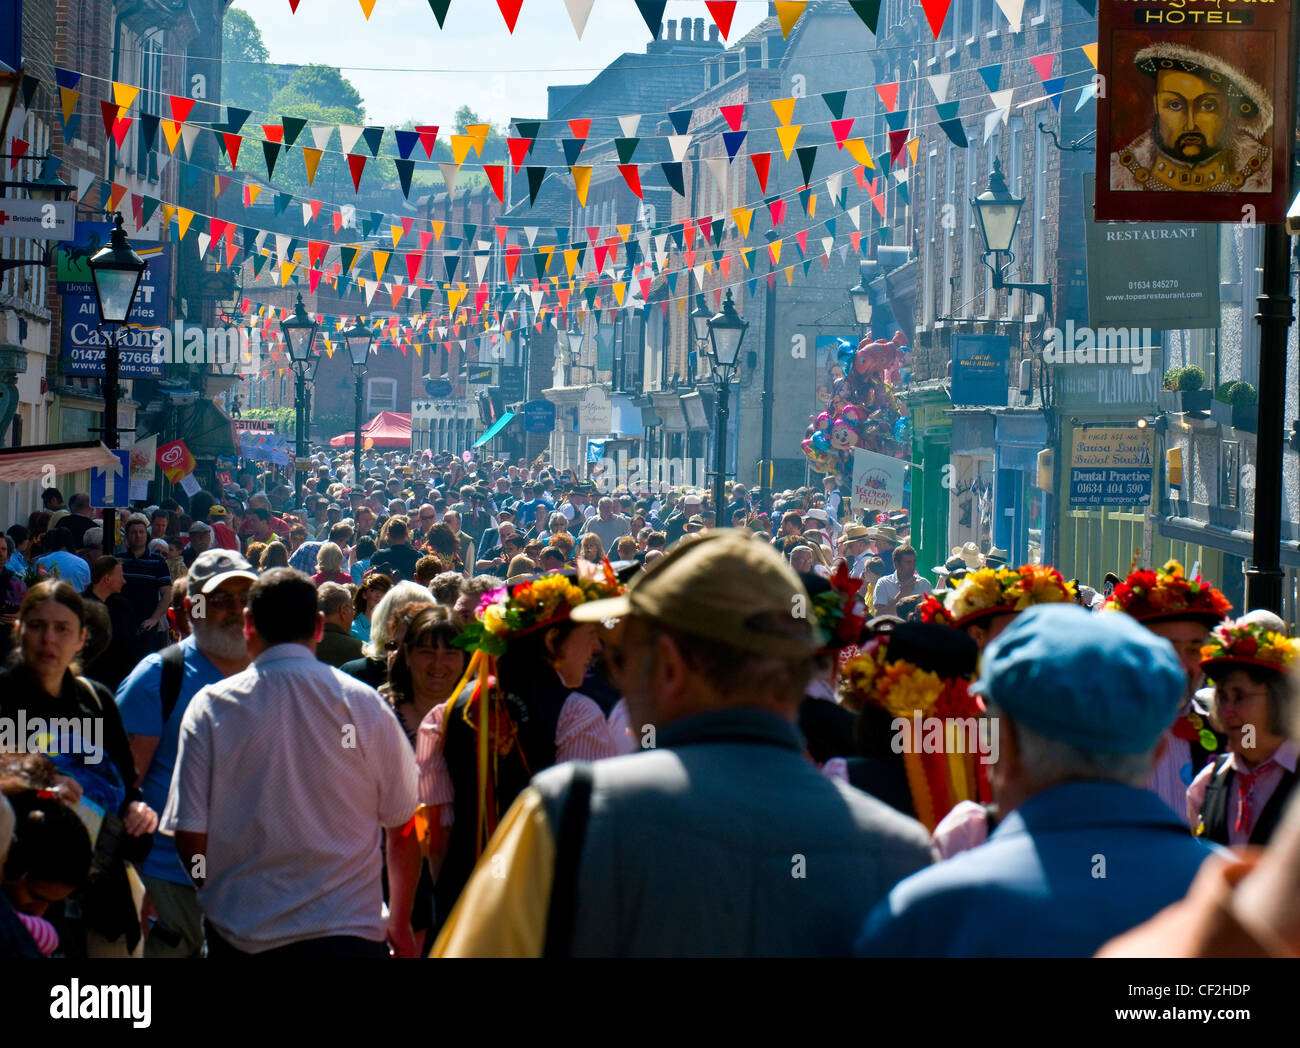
[415,687,616,820]
[161,644,418,953]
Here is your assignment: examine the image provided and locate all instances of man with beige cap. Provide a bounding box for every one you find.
[431,530,932,957]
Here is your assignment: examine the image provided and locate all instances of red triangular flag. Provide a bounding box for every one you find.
[698,216,713,242]
[8,137,29,169]
[568,118,591,140]
[100,100,119,140]
[875,83,899,112]
[504,245,521,282]
[795,229,808,255]
[920,0,952,38]
[618,164,643,198]
[288,0,301,10]
[169,95,195,123]
[309,268,322,292]
[308,200,323,221]
[262,124,285,143]
[719,104,745,132]
[406,252,425,282]
[508,137,532,172]
[496,0,523,32]
[1029,54,1054,81]
[415,125,439,157]
[831,118,855,147]
[769,199,786,226]
[111,116,133,149]
[222,132,242,169]
[308,241,328,268]
[750,152,771,194]
[484,165,505,203]
[705,0,737,39]
[347,153,367,192]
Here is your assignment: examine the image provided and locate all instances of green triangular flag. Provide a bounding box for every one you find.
[428,0,452,27]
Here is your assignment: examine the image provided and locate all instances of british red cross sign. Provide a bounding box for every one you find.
[0,198,73,239]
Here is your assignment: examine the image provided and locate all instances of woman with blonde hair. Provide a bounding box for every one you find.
[578,532,605,565]
[312,542,352,586]
[340,580,435,691]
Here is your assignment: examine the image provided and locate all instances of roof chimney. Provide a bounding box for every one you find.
[681,18,692,41]
[666,18,676,41]
[694,18,706,42]
[709,24,720,42]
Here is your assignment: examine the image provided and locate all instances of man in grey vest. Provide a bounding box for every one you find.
[431,530,933,957]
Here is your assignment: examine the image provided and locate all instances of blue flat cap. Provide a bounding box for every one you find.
[976,603,1183,754]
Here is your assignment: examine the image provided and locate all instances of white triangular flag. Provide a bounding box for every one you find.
[1075,81,1100,111]
[563,0,596,38]
[338,125,364,155]
[155,149,172,177]
[75,167,95,201]
[530,289,545,313]
[474,252,490,283]
[618,114,641,138]
[984,109,1003,143]
[439,162,459,200]
[311,124,334,151]
[364,279,378,306]
[838,244,850,264]
[275,233,291,260]
[254,230,269,252]
[667,135,692,163]
[846,205,861,230]
[821,236,834,256]
[826,171,844,202]
[524,226,539,247]
[705,156,729,195]
[196,232,211,260]
[991,88,1015,122]
[995,0,1026,31]
[928,73,952,105]
[180,123,200,160]
[339,204,357,229]
[301,202,314,226]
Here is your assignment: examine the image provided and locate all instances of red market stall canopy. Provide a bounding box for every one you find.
[328,411,411,450]
[0,441,121,483]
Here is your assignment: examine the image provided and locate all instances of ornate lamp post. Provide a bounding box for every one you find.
[343,319,375,486]
[704,289,748,521]
[280,294,318,505]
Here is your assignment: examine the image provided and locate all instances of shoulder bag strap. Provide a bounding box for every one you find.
[159,643,187,726]
[543,761,594,959]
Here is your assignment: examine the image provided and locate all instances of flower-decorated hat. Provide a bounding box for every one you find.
[920,564,1075,629]
[1105,560,1231,627]
[454,563,624,656]
[803,562,869,653]
[1201,620,1300,678]
[839,623,987,830]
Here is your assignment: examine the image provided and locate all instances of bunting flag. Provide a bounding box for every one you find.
[776,125,802,160]
[562,138,585,166]
[844,138,875,168]
[451,134,475,166]
[705,0,737,39]
[112,81,139,113]
[571,166,592,206]
[936,101,968,146]
[614,137,639,164]
[496,0,524,33]
[439,162,460,199]
[750,152,771,193]
[429,0,452,28]
[1043,77,1065,111]
[347,153,367,191]
[830,118,855,148]
[822,91,847,120]
[359,0,377,18]
[618,165,643,198]
[723,130,747,161]
[1074,81,1100,112]
[508,137,532,172]
[1029,53,1054,81]
[979,64,1003,94]
[222,132,242,169]
[634,0,666,37]
[302,147,323,185]
[282,116,307,147]
[661,162,685,197]
[849,0,882,32]
[995,0,1026,30]
[875,83,899,112]
[415,125,439,157]
[770,97,796,127]
[919,0,952,37]
[564,0,596,38]
[526,166,546,204]
[774,2,806,37]
[1081,42,1099,68]
[484,164,505,202]
[394,129,418,159]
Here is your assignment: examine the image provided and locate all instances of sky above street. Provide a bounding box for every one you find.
[232,0,769,130]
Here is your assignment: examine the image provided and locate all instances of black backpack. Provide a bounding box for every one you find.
[158,643,187,726]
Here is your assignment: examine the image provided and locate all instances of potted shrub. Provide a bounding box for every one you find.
[1158,366,1184,413]
[1177,364,1211,412]
[1231,381,1258,432]
[1212,381,1239,426]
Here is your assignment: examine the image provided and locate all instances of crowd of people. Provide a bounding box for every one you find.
[2,445,1300,958]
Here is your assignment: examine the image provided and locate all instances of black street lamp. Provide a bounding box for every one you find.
[972,158,1052,316]
[849,263,874,337]
[343,318,375,486]
[565,318,585,385]
[280,293,319,505]
[705,289,748,520]
[87,212,147,555]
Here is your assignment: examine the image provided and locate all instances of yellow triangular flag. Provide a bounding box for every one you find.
[391,224,405,247]
[617,224,632,242]
[774,1,806,38]
[731,207,753,239]
[176,208,195,240]
[777,124,802,160]
[112,81,139,112]
[359,0,377,18]
[280,261,296,287]
[1081,43,1098,69]
[571,166,592,206]
[160,203,176,231]
[60,87,79,124]
[770,97,797,127]
[465,123,490,156]
[805,193,817,219]
[162,120,183,153]
[784,264,795,286]
[677,297,687,316]
[613,282,627,306]
[539,246,555,272]
[447,285,467,313]
[302,147,323,186]
[564,248,580,278]
[450,135,474,167]
[769,239,783,265]
[907,137,920,165]
[844,138,875,169]
[246,185,263,205]
[430,220,445,243]
[372,250,390,282]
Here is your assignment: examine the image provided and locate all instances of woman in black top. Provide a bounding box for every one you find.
[0,581,158,957]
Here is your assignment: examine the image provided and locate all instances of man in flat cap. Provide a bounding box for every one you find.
[1111,42,1272,193]
[856,603,1220,957]
[433,531,932,957]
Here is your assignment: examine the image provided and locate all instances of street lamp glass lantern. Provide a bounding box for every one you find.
[308,349,325,383]
[87,212,148,325]
[690,297,712,344]
[30,159,74,203]
[707,289,748,369]
[973,157,1024,254]
[343,320,374,368]
[849,278,873,326]
[566,322,585,359]
[281,293,319,363]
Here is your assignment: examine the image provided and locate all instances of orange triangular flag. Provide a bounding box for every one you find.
[774,1,806,37]
[571,166,592,206]
[359,0,377,18]
[730,207,753,239]
[770,97,796,127]
[776,124,802,160]
[112,82,139,112]
[302,147,323,185]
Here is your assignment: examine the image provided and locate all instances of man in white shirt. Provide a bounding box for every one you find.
[162,567,420,957]
[870,544,933,617]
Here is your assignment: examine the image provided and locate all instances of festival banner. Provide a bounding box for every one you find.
[1095,0,1295,222]
[851,447,908,515]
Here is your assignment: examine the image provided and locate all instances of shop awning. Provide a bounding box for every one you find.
[472,411,516,447]
[175,398,239,459]
[328,410,412,449]
[0,441,122,483]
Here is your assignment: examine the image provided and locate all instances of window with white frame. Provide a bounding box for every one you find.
[368,377,397,413]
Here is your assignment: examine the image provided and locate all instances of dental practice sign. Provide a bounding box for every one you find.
[57,222,170,378]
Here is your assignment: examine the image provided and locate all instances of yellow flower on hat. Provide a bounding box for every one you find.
[481,603,510,636]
